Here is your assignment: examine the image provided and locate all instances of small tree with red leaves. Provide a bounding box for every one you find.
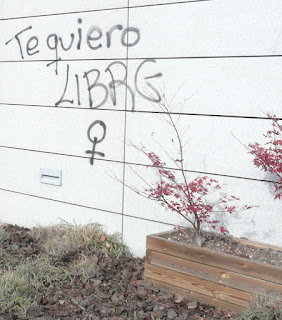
[136,150,252,247]
[127,97,253,247]
[248,115,282,200]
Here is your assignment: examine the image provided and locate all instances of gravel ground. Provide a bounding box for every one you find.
[0,224,242,320]
[171,228,282,267]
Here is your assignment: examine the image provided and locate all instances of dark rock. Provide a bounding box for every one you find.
[179,313,189,320]
[115,306,125,315]
[151,311,164,318]
[111,294,120,303]
[25,306,43,317]
[187,301,198,309]
[167,308,178,319]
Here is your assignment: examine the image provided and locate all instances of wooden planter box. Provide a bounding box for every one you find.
[145,229,282,313]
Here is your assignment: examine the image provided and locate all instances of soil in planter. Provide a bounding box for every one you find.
[170,228,282,267]
[0,223,240,320]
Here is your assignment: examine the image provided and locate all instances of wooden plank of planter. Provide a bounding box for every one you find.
[148,278,246,313]
[147,250,282,298]
[156,227,282,251]
[147,235,282,285]
[145,263,252,307]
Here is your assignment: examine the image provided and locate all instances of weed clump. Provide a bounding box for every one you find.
[30,220,130,259]
[0,256,71,316]
[0,248,20,270]
[0,226,10,245]
[241,293,282,320]
[70,254,100,280]
[0,271,35,316]
[0,221,130,317]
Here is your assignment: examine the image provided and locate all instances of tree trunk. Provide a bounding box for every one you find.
[195,233,202,247]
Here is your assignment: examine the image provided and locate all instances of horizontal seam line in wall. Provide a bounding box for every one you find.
[0,187,120,215]
[0,58,127,63]
[0,145,278,184]
[0,187,176,227]
[0,103,280,120]
[129,0,213,10]
[1,55,282,63]
[0,6,128,21]
[0,0,211,21]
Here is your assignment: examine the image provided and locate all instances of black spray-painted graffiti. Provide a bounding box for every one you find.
[56,59,162,110]
[85,120,106,165]
[5,19,163,165]
[5,21,141,74]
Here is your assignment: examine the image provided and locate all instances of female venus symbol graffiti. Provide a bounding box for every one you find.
[85,120,106,165]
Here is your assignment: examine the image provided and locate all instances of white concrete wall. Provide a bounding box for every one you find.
[0,0,281,256]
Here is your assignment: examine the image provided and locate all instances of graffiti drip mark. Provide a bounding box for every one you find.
[85,120,106,165]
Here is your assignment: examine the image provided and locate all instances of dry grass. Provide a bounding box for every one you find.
[0,226,10,245]
[30,220,130,259]
[241,292,282,320]
[0,255,71,317]
[0,249,20,270]
[70,254,100,280]
[0,227,20,270]
[0,221,131,317]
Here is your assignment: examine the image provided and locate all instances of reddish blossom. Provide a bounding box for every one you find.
[248,115,282,200]
[144,152,252,245]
